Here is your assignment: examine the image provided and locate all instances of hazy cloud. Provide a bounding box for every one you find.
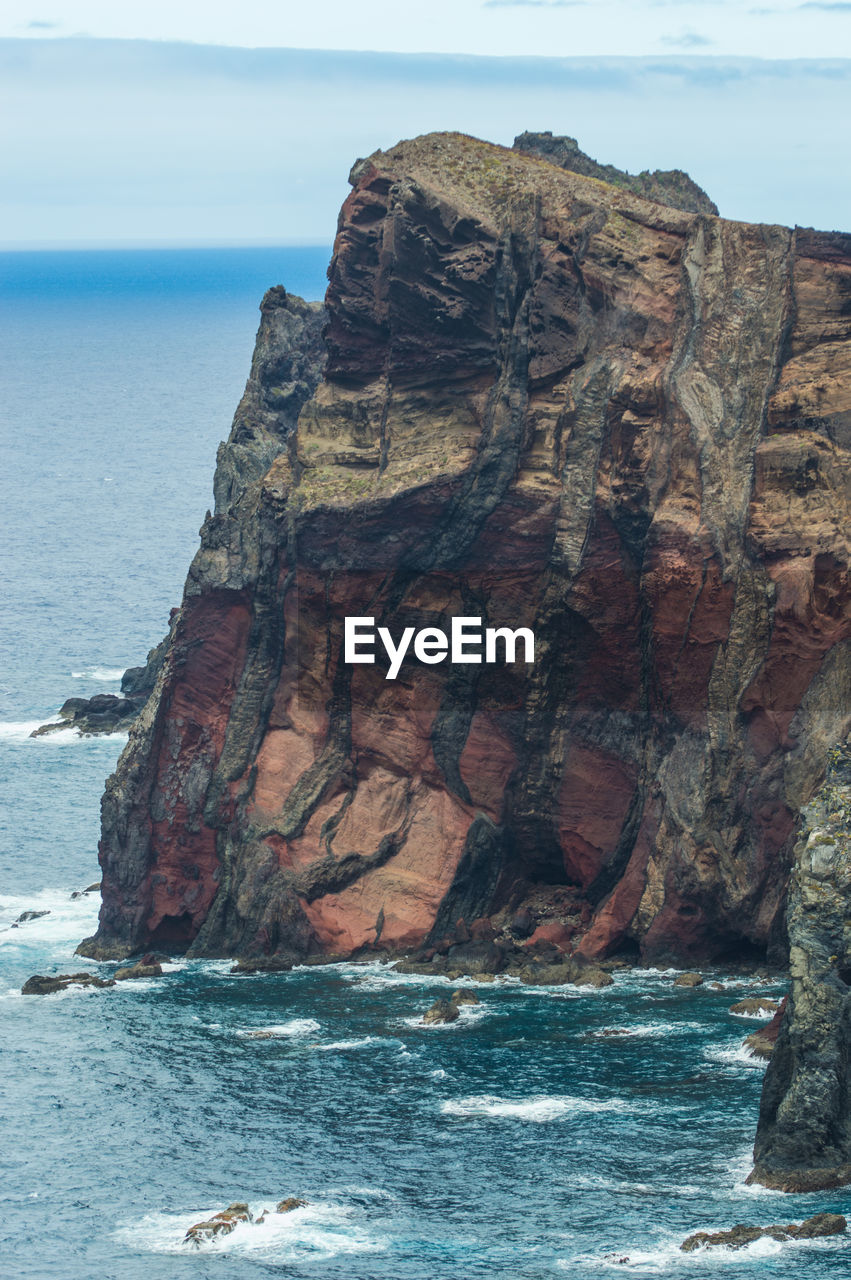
[26,19,59,27]
[660,30,714,44]
[799,2,851,9]
[483,1,586,8]
[2,39,851,246]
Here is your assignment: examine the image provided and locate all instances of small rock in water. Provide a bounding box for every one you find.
[729,997,780,1017]
[573,967,614,988]
[451,988,479,1006]
[276,1197,307,1213]
[744,1030,775,1060]
[114,961,163,981]
[184,1202,253,1246]
[422,999,460,1025]
[681,1213,846,1252]
[674,972,703,987]
[21,971,115,995]
[15,910,50,924]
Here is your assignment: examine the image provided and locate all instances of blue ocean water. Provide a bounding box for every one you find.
[1,249,849,1279]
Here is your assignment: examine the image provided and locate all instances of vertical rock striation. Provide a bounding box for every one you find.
[750,738,851,1190]
[79,133,850,972]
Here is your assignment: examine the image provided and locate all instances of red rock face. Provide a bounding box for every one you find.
[81,134,851,965]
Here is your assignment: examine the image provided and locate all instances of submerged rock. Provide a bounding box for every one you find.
[422,999,460,1025]
[14,909,50,924]
[681,1213,846,1252]
[276,1197,307,1213]
[21,971,114,995]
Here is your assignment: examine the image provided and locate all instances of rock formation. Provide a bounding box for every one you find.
[512,131,718,216]
[32,629,170,737]
[750,739,851,1189]
[78,132,850,977]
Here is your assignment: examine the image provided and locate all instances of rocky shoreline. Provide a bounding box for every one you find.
[30,628,171,738]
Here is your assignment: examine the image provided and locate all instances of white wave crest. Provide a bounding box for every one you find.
[236,1018,321,1040]
[316,1036,393,1052]
[729,1005,780,1020]
[71,666,126,682]
[703,1041,766,1070]
[0,719,128,745]
[440,1093,630,1121]
[0,887,100,956]
[588,1020,705,1040]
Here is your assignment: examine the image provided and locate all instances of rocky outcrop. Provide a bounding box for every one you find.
[21,972,115,994]
[79,132,850,975]
[513,131,718,216]
[32,628,171,738]
[31,693,142,738]
[681,1213,846,1252]
[750,739,851,1189]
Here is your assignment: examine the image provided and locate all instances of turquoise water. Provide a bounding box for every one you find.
[1,250,849,1278]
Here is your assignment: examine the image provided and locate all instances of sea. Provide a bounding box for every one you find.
[1,247,848,1279]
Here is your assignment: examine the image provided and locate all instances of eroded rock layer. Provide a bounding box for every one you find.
[80,132,851,966]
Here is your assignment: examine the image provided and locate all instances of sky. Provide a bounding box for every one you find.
[1,3,850,247]
[5,0,851,58]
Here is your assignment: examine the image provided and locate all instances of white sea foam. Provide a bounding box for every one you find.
[703,1041,766,1070]
[0,719,127,745]
[115,1197,388,1260]
[728,1005,780,1020]
[236,1018,321,1040]
[440,1094,630,1121]
[588,1020,705,1040]
[316,1036,390,1052]
[0,887,100,957]
[0,720,45,740]
[71,666,126,682]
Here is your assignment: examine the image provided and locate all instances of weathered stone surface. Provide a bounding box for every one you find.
[78,133,850,984]
[750,740,851,1190]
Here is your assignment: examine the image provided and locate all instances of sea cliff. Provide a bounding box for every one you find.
[79,133,849,985]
